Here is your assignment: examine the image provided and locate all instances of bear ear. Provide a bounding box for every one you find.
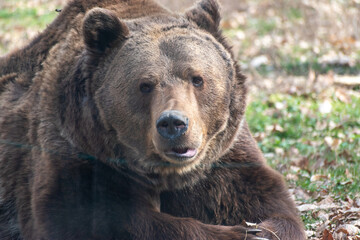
[185,0,221,33]
[83,8,129,53]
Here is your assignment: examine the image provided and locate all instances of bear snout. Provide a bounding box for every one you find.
[156,110,189,140]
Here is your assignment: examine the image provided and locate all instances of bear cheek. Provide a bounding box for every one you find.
[96,83,150,154]
[196,92,229,139]
[188,115,206,148]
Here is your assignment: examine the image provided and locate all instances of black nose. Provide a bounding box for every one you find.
[156,110,189,140]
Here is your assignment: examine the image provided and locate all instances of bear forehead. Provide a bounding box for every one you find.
[110,23,232,80]
[124,15,232,61]
[110,36,230,85]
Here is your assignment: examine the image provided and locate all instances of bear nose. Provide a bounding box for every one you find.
[156,110,189,140]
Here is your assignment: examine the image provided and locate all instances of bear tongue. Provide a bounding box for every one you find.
[169,148,197,158]
[173,148,189,154]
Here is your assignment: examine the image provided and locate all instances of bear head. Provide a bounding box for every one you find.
[79,0,246,188]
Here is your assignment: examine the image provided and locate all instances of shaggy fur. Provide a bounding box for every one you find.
[0,0,306,239]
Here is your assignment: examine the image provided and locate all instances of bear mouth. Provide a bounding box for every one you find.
[165,147,197,160]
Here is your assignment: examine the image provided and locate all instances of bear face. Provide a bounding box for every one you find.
[82,9,245,177]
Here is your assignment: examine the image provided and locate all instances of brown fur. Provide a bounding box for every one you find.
[0,0,305,239]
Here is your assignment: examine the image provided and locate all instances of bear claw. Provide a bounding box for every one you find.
[247,228,262,233]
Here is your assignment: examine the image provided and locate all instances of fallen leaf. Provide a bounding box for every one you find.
[290,188,311,201]
[316,121,328,131]
[340,180,353,186]
[351,220,360,227]
[312,157,326,171]
[322,229,334,240]
[290,166,301,173]
[319,196,335,205]
[324,137,342,150]
[333,231,347,240]
[335,89,351,104]
[334,76,360,87]
[306,230,316,237]
[273,124,284,132]
[286,173,298,181]
[319,100,332,114]
[328,121,337,130]
[292,157,309,169]
[253,132,266,141]
[250,55,269,68]
[336,224,360,236]
[265,124,284,133]
[311,174,328,182]
[317,211,331,221]
[275,147,285,156]
[298,204,318,212]
[274,101,286,110]
[297,202,339,212]
[355,198,360,208]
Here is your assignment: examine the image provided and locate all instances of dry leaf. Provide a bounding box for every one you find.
[298,202,339,212]
[340,180,353,186]
[322,229,334,240]
[328,121,337,130]
[351,220,360,227]
[336,224,360,236]
[319,196,335,205]
[334,76,360,87]
[273,124,284,132]
[311,174,328,182]
[311,157,327,171]
[250,55,269,68]
[317,211,331,221]
[253,132,266,141]
[275,101,286,110]
[265,124,284,133]
[298,204,318,212]
[333,231,347,240]
[290,188,311,201]
[275,147,285,156]
[306,230,316,238]
[286,173,299,181]
[335,89,351,104]
[324,137,342,150]
[292,157,309,169]
[319,100,332,114]
[316,121,328,131]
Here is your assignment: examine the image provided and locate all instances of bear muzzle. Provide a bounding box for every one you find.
[155,110,201,162]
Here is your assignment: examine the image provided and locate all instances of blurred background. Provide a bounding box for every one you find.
[1,0,359,239]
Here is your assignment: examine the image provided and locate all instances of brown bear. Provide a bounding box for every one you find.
[0,0,306,239]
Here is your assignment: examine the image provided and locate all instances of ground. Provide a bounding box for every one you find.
[0,0,359,239]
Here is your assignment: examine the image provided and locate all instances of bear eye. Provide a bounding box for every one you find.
[192,76,203,87]
[139,83,154,93]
